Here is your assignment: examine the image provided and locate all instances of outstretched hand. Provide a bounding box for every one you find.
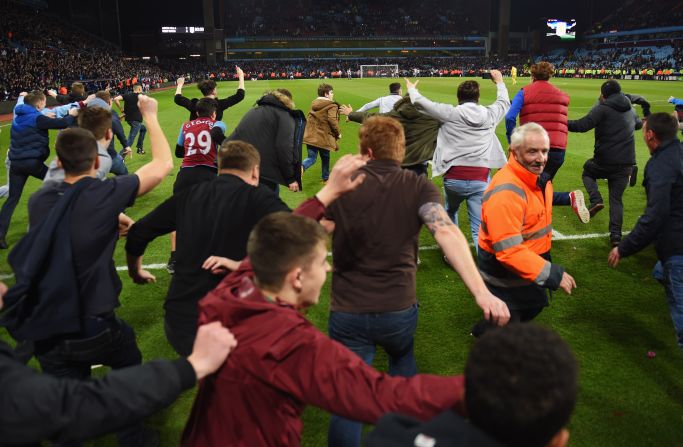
[202,256,241,275]
[475,291,511,326]
[315,154,367,206]
[558,272,577,294]
[404,78,419,90]
[339,104,353,116]
[137,95,158,117]
[188,322,238,380]
[607,247,621,268]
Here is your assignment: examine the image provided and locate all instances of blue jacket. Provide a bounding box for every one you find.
[9,103,75,163]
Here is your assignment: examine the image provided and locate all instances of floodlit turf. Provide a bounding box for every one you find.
[1,77,682,446]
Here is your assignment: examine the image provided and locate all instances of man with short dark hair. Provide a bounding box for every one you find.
[166,97,227,273]
[357,82,403,113]
[181,211,468,447]
[406,72,509,248]
[126,142,361,355]
[174,66,245,121]
[0,90,78,249]
[20,95,173,447]
[365,323,579,447]
[325,116,510,447]
[609,112,683,348]
[114,85,146,155]
[569,79,643,246]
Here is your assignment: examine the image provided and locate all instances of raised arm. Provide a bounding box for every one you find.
[405,78,456,123]
[419,202,510,325]
[486,70,511,125]
[357,97,381,113]
[505,90,524,143]
[175,77,185,96]
[0,322,235,446]
[132,96,173,196]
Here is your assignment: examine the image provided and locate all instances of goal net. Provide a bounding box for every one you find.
[360,64,399,78]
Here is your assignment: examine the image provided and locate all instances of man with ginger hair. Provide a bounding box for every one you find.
[324,116,510,447]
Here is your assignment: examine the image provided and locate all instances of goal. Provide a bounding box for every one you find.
[360,64,399,78]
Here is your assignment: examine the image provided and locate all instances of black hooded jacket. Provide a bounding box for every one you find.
[568,93,643,166]
[228,91,305,186]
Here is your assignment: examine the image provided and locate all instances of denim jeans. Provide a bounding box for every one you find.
[443,178,488,249]
[109,153,129,176]
[126,121,146,149]
[36,315,145,446]
[302,145,330,181]
[327,304,418,447]
[653,256,683,348]
[0,158,48,238]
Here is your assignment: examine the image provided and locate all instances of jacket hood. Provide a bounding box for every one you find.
[199,261,297,329]
[310,97,337,112]
[14,104,39,117]
[602,93,632,113]
[257,90,295,110]
[455,102,489,128]
[394,96,422,120]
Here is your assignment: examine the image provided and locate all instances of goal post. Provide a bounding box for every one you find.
[360,64,399,78]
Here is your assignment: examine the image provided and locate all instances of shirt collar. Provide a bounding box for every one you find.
[507,154,540,189]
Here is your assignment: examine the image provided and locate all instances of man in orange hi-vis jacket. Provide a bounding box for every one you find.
[473,122,577,336]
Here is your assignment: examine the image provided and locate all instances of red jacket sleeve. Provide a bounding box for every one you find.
[293,196,326,221]
[242,324,464,424]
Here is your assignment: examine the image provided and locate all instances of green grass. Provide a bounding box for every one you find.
[1,77,682,446]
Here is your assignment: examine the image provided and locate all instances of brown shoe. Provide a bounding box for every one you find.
[589,203,604,217]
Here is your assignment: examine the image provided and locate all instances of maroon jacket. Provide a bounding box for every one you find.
[519,80,570,150]
[181,262,464,447]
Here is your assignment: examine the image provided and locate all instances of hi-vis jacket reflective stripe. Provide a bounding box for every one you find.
[477,155,563,289]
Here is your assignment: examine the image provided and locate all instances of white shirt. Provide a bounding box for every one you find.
[357,94,402,114]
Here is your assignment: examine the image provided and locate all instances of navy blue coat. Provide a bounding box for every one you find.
[9,104,75,163]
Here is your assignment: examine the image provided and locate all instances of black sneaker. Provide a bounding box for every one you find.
[0,237,7,249]
[167,252,176,275]
[137,148,146,155]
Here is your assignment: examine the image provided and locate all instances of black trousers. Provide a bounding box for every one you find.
[582,159,632,241]
[35,315,145,447]
[0,159,48,238]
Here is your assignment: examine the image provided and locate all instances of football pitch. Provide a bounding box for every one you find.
[1,76,682,446]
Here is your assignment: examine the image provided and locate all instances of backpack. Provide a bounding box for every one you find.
[0,177,96,341]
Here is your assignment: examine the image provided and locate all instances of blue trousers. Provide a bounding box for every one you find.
[327,304,418,447]
[654,256,683,348]
[302,145,331,181]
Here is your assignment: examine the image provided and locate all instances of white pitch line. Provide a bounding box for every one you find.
[552,229,566,238]
[0,231,629,281]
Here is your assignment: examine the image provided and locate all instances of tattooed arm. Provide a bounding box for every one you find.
[419,202,510,326]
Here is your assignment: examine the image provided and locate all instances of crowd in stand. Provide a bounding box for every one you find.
[590,0,683,33]
[225,0,485,38]
[0,3,174,101]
